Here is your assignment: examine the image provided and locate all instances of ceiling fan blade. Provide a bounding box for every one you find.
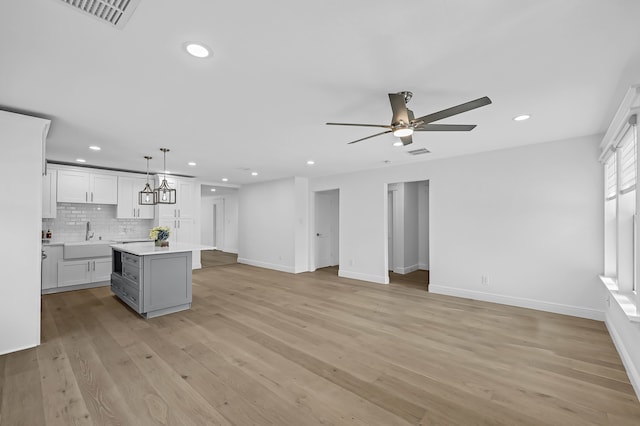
[389,93,410,125]
[347,130,392,144]
[400,135,413,146]
[413,96,492,126]
[414,124,477,132]
[327,122,392,129]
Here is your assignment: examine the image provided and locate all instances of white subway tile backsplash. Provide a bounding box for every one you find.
[42,203,153,242]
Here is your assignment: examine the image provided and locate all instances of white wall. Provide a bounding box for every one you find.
[0,111,49,355]
[294,177,310,273]
[238,178,297,272]
[311,135,604,319]
[418,181,429,270]
[403,181,419,273]
[605,300,640,400]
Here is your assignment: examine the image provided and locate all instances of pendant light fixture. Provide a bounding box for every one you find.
[154,148,177,204]
[139,156,156,205]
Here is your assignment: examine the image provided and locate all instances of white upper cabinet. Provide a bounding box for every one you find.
[117,176,154,219]
[57,170,117,204]
[42,169,57,218]
[156,176,195,219]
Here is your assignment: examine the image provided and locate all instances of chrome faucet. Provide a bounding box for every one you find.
[86,221,94,241]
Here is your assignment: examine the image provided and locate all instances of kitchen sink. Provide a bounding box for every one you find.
[63,240,114,259]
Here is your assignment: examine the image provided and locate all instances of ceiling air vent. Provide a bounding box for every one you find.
[407,148,431,156]
[55,0,142,29]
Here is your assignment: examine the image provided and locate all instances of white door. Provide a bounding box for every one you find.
[315,190,339,269]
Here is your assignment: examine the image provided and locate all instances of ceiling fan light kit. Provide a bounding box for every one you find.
[327,91,492,149]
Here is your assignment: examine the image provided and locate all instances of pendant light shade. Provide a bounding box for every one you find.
[154,148,176,204]
[139,156,156,205]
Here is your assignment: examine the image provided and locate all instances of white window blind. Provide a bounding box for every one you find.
[619,126,636,194]
[605,153,617,200]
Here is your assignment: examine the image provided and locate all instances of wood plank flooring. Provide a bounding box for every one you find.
[1,263,639,425]
[201,250,238,268]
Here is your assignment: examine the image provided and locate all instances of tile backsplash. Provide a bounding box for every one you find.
[42,203,153,242]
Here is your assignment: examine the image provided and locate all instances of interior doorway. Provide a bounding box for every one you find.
[315,189,339,272]
[200,184,239,268]
[387,180,429,289]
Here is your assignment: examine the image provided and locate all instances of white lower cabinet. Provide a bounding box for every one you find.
[57,257,112,288]
[42,245,63,290]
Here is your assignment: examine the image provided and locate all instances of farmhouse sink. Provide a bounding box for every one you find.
[63,240,114,259]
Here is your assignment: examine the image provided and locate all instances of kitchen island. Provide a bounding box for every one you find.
[110,242,214,318]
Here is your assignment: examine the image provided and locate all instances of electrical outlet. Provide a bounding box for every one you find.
[481,275,489,286]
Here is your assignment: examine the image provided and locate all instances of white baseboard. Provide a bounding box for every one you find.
[222,247,238,254]
[338,269,388,284]
[0,342,38,357]
[394,264,419,275]
[429,284,605,321]
[419,262,429,270]
[237,257,295,273]
[605,311,640,401]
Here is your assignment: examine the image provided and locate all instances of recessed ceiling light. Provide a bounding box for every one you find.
[89,146,101,151]
[221,178,229,182]
[513,114,531,121]
[188,162,196,166]
[210,188,216,192]
[184,42,211,58]
[251,171,258,176]
[76,158,86,163]
[393,141,403,147]
[307,160,315,165]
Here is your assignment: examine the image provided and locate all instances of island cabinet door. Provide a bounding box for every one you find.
[142,251,192,312]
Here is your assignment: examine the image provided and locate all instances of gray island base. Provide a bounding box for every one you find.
[110,242,214,318]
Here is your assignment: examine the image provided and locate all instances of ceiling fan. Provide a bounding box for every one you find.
[327,91,492,146]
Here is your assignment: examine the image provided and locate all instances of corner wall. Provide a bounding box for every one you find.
[0,111,49,355]
[238,177,309,272]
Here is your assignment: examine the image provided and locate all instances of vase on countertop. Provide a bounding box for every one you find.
[155,239,169,247]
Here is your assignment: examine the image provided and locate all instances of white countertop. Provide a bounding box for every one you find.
[110,241,215,256]
[43,237,152,246]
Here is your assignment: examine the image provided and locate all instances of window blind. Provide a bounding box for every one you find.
[619,126,637,194]
[605,153,617,200]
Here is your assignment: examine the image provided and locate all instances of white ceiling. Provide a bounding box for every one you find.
[2,0,640,184]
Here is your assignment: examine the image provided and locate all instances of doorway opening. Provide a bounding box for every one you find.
[200,185,239,268]
[387,180,429,289]
[314,189,339,274]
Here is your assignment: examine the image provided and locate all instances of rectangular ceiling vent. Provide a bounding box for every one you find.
[407,148,431,156]
[56,0,142,29]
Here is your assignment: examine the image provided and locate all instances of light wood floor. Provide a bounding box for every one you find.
[201,250,238,268]
[1,264,639,425]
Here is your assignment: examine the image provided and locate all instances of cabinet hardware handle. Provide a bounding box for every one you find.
[86,192,88,202]
[87,262,91,272]
[137,208,140,217]
[91,192,94,202]
[178,209,181,218]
